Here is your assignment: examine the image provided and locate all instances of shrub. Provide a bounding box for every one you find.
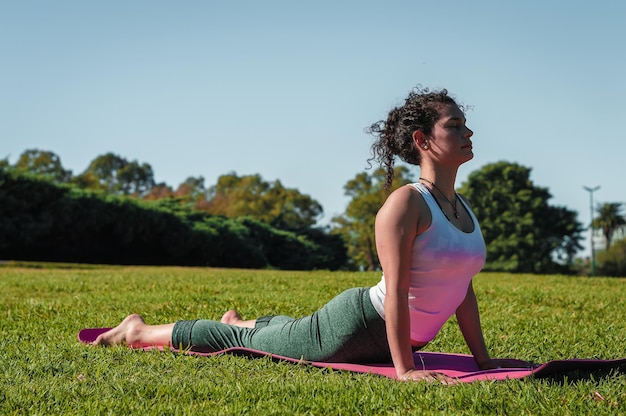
[0,171,346,269]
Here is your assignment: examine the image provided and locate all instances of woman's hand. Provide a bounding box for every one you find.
[399,369,458,384]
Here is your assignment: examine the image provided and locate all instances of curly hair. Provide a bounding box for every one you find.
[366,86,459,190]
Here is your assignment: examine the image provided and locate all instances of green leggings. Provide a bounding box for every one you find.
[171,287,391,362]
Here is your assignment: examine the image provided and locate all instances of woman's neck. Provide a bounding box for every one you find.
[418,167,458,199]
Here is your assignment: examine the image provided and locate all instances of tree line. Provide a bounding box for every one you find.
[2,149,625,275]
[8,149,323,231]
[0,171,345,270]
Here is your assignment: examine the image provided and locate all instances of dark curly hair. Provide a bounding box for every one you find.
[367,86,459,190]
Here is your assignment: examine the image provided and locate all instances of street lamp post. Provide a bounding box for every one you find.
[583,185,600,276]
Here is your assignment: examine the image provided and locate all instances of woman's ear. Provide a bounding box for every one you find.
[412,130,429,150]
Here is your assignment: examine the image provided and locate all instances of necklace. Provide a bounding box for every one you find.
[419,177,460,219]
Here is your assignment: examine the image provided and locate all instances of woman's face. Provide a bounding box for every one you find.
[426,103,474,166]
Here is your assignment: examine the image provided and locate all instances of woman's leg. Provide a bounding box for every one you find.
[220,310,293,329]
[92,309,283,348]
[92,314,175,347]
[245,288,390,362]
[95,289,390,363]
[220,310,256,328]
[177,288,390,362]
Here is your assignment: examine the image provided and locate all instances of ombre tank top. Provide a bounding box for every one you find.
[369,182,487,342]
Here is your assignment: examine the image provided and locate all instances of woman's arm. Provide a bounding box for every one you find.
[456,282,528,369]
[455,282,493,368]
[376,186,454,382]
[454,195,496,368]
[375,187,417,377]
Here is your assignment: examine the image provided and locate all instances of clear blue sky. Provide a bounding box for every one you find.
[2,1,625,258]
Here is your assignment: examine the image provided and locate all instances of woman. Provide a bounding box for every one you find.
[93,86,522,382]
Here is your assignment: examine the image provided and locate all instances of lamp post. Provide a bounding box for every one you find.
[583,185,600,276]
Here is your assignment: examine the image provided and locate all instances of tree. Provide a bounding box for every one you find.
[14,149,72,183]
[458,161,584,273]
[143,182,175,201]
[263,179,323,231]
[592,202,626,250]
[117,161,156,196]
[332,166,415,271]
[596,238,626,276]
[0,157,10,172]
[174,176,209,209]
[75,153,155,196]
[205,173,323,231]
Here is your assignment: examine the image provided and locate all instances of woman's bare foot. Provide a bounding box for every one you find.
[92,314,147,347]
[220,310,256,328]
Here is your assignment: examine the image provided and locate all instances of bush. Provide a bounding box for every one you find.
[597,239,626,276]
[0,171,347,269]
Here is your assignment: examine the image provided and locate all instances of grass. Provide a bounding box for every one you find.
[1,265,626,415]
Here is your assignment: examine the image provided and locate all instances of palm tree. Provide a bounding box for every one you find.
[592,202,626,250]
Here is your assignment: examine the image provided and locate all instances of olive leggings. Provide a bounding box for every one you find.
[171,287,392,363]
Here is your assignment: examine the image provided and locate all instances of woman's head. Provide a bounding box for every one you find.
[367,86,460,189]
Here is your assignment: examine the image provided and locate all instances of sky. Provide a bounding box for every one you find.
[2,1,625,258]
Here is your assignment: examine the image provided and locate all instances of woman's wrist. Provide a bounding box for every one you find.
[398,368,417,380]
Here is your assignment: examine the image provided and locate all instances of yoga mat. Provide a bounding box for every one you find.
[78,327,626,383]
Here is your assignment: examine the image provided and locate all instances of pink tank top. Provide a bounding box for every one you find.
[369,182,486,342]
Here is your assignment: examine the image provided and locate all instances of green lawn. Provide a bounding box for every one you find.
[1,265,625,415]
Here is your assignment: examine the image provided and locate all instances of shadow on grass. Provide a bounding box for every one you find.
[536,364,626,385]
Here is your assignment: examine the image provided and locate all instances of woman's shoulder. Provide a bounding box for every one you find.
[377,184,432,232]
[384,183,423,206]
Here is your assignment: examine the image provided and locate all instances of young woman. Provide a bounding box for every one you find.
[93,87,523,382]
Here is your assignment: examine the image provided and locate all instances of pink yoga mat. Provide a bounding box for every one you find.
[78,327,626,383]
